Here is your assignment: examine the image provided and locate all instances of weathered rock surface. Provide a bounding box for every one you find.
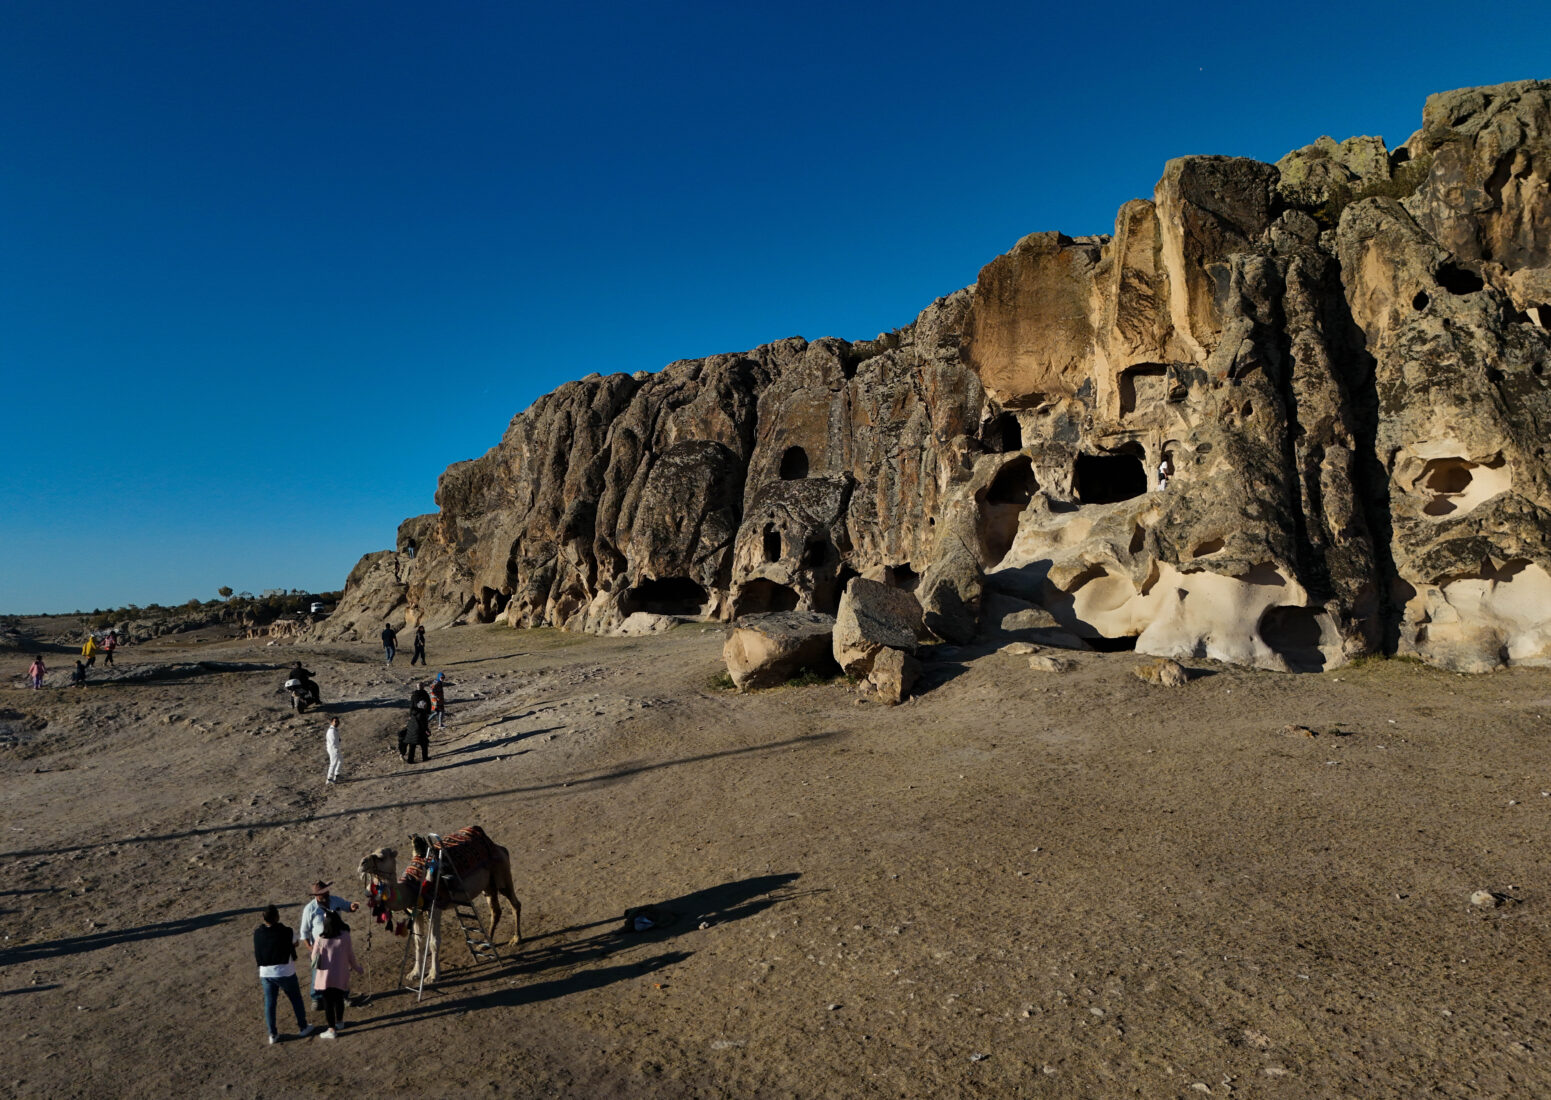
[865,647,921,705]
[832,578,923,676]
[722,611,836,691]
[331,82,1551,675]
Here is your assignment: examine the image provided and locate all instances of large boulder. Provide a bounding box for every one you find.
[865,647,921,705]
[722,611,836,691]
[832,578,922,676]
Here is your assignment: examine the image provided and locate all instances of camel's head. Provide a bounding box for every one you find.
[411,834,430,859]
[358,846,397,882]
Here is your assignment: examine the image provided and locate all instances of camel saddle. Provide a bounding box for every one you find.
[401,825,498,905]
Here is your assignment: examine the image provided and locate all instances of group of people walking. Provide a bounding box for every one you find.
[253,881,365,1043]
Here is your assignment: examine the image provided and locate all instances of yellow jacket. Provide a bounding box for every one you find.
[82,636,98,658]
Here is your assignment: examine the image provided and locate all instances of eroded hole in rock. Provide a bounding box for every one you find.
[762,525,782,563]
[1086,635,1138,652]
[800,538,831,569]
[475,586,511,623]
[1416,454,1510,518]
[887,563,919,592]
[979,456,1038,566]
[1119,365,1168,417]
[1128,526,1145,555]
[1074,451,1147,505]
[623,577,708,617]
[1413,290,1430,311]
[1425,462,1472,494]
[779,447,809,480]
[1192,537,1225,557]
[1258,605,1328,672]
[1437,264,1485,295]
[734,579,799,616]
[981,412,1023,454]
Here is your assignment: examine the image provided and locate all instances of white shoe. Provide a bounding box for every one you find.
[268,1035,279,1045]
[318,1028,337,1040]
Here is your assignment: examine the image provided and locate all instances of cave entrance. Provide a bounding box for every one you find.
[981,412,1022,454]
[1259,605,1328,672]
[779,446,809,480]
[623,576,708,617]
[1074,450,1147,505]
[762,524,782,563]
[734,579,800,617]
[978,455,1038,567]
[1118,365,1168,417]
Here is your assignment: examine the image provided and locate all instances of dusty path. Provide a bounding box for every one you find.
[2,622,1550,1097]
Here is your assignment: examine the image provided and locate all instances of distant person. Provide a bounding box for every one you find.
[381,623,398,666]
[299,881,359,1010]
[410,624,426,666]
[1156,456,1172,492]
[429,672,451,730]
[310,909,364,1039]
[81,633,99,668]
[70,661,88,687]
[102,630,118,668]
[405,538,417,560]
[324,717,342,785]
[287,660,321,706]
[27,655,45,689]
[254,903,318,1045]
[405,683,432,763]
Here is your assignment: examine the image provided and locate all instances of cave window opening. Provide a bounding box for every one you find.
[733,579,800,617]
[1258,605,1328,672]
[1412,290,1430,311]
[887,563,919,592]
[762,524,782,563]
[1437,264,1485,296]
[979,456,1038,566]
[1074,451,1148,505]
[779,446,809,480]
[981,413,1022,454]
[800,538,831,569]
[624,576,708,617]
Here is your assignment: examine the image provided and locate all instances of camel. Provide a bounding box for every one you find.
[357,825,522,983]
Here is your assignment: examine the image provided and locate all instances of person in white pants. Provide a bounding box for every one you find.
[325,718,342,784]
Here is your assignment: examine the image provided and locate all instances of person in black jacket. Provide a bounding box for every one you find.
[254,904,318,1044]
[286,661,320,706]
[405,683,432,762]
[381,623,399,665]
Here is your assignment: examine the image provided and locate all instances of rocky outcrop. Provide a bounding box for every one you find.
[332,81,1551,674]
[722,611,836,692]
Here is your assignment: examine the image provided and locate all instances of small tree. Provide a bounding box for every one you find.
[218,586,233,599]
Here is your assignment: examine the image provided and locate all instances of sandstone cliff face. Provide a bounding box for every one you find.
[330,81,1551,674]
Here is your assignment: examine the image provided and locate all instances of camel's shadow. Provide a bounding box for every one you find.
[352,872,804,1030]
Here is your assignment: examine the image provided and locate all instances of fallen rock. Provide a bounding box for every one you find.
[1132,659,1189,687]
[1469,889,1503,908]
[1283,724,1319,738]
[614,612,678,637]
[918,537,983,644]
[865,647,921,705]
[1029,654,1076,673]
[833,578,922,676]
[722,611,836,691]
[999,642,1039,656]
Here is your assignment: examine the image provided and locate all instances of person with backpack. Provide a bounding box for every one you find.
[101,630,118,667]
[429,672,451,730]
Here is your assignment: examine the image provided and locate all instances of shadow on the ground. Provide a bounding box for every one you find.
[0,904,269,965]
[439,725,557,757]
[442,653,525,667]
[352,873,802,1031]
[0,731,846,859]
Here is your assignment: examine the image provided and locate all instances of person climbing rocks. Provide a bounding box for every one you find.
[27,655,45,689]
[102,630,117,668]
[1156,456,1172,492]
[410,624,426,666]
[406,682,432,763]
[254,903,318,1044]
[381,622,398,666]
[324,717,342,785]
[429,672,451,731]
[81,633,99,668]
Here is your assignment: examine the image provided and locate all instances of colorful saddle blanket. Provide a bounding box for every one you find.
[401,825,498,905]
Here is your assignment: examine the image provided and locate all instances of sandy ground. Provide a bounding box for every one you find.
[2,619,1550,1098]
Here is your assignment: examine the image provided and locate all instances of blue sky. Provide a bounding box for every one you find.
[2,1,1546,614]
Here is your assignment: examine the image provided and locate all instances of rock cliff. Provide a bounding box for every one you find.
[330,80,1551,674]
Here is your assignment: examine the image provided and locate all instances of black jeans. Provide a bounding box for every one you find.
[322,987,347,1029]
[411,643,426,665]
[405,737,429,763]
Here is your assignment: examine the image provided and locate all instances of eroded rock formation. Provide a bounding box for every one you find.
[330,81,1551,674]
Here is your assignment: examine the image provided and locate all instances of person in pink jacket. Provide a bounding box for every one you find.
[309,909,364,1038]
[27,656,45,689]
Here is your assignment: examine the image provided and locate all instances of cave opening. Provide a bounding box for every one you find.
[1119,365,1168,417]
[1074,451,1147,505]
[623,576,708,617]
[734,579,800,617]
[981,413,1022,454]
[1259,605,1328,672]
[978,456,1038,566]
[779,446,809,480]
[762,524,782,563]
[1437,264,1485,296]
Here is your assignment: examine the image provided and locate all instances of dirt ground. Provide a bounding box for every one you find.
[2,617,1550,1098]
